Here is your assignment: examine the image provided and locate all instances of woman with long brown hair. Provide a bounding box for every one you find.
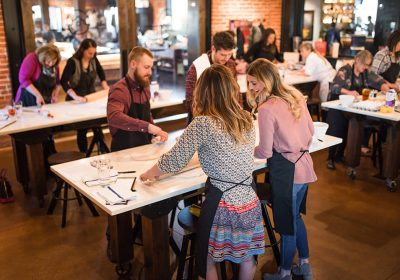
[247,58,316,280]
[141,64,265,279]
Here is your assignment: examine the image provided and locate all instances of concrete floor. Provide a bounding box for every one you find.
[0,129,400,280]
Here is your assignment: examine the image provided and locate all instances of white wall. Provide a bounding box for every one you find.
[305,0,322,42]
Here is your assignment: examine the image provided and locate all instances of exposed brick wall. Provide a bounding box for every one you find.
[0,2,12,108]
[211,0,282,49]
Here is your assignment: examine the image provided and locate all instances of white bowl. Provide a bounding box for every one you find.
[339,95,355,107]
[313,122,329,141]
[158,89,172,101]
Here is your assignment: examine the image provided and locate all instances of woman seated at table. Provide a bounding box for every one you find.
[16,44,61,106]
[140,64,265,279]
[244,28,283,63]
[247,58,316,280]
[61,38,109,153]
[326,50,390,170]
[371,29,400,89]
[298,42,336,102]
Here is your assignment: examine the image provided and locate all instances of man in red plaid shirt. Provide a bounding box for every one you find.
[185,31,240,123]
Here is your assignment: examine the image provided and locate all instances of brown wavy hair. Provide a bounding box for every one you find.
[247,58,303,119]
[193,64,253,143]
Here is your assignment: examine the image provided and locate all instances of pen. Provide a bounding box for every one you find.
[130,177,137,192]
[118,170,136,174]
[107,186,124,200]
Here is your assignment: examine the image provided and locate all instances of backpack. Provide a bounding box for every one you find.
[0,169,14,203]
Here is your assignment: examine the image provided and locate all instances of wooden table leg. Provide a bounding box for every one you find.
[11,138,30,193]
[383,122,400,181]
[142,214,170,280]
[26,143,47,206]
[108,212,134,276]
[345,116,364,168]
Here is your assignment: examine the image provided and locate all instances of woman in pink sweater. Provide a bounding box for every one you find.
[247,58,317,280]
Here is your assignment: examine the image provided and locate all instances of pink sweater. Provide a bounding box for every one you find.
[255,96,317,184]
[16,52,60,102]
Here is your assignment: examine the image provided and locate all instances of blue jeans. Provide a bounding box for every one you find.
[280,183,309,270]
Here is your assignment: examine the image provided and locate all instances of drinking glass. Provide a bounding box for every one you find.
[13,101,23,118]
[97,158,115,186]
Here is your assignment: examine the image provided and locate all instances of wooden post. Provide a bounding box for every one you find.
[39,0,50,27]
[20,0,36,53]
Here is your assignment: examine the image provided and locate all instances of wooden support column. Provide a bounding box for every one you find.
[187,0,206,64]
[280,0,305,52]
[118,0,136,77]
[20,0,36,53]
[39,0,50,27]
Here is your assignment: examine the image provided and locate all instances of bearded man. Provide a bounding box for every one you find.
[107,47,168,151]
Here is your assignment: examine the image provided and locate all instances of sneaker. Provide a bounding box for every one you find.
[292,263,313,280]
[263,272,292,280]
[326,159,336,170]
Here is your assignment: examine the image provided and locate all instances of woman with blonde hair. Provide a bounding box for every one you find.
[247,58,317,280]
[141,64,265,279]
[16,44,61,106]
[298,42,336,102]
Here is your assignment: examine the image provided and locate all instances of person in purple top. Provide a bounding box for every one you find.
[16,45,61,106]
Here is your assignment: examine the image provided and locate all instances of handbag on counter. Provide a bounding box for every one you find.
[0,169,14,203]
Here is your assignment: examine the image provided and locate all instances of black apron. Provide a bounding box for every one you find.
[110,76,152,152]
[195,176,254,278]
[268,150,308,235]
[380,57,400,83]
[20,65,56,106]
[66,60,97,100]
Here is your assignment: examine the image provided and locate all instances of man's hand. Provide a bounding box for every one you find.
[148,124,168,142]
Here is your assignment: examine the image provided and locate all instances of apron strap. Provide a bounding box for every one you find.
[295,150,309,164]
[208,176,252,193]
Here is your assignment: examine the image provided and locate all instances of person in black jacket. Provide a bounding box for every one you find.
[61,38,109,153]
[244,28,283,63]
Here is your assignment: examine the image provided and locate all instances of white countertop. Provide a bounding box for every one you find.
[322,100,400,122]
[51,126,342,216]
[0,90,184,136]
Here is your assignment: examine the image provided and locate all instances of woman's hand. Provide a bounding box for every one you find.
[75,95,88,103]
[101,81,109,90]
[68,89,87,103]
[36,94,45,106]
[380,83,390,92]
[140,164,164,184]
[51,87,60,103]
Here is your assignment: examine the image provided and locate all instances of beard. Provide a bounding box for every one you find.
[134,70,151,88]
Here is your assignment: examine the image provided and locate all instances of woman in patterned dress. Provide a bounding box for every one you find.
[140,64,265,279]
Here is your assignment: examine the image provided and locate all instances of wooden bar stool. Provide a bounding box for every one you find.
[47,151,99,228]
